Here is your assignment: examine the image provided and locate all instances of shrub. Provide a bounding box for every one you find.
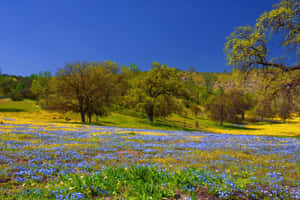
[10,90,24,101]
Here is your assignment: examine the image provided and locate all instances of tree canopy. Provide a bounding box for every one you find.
[125,63,185,122]
[225,0,299,72]
[50,61,119,123]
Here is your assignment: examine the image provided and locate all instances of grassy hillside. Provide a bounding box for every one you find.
[0,98,39,112]
[0,98,299,137]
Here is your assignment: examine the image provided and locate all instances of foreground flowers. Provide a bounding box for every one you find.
[0,118,299,199]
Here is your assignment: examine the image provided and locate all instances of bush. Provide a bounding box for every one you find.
[10,90,24,101]
[20,88,36,100]
[205,93,232,126]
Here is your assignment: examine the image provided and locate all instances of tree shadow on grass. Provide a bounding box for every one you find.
[252,119,299,125]
[150,120,199,131]
[176,114,194,120]
[94,121,118,126]
[221,124,258,130]
[0,108,25,112]
[52,120,120,128]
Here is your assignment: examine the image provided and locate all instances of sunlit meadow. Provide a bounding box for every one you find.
[0,115,299,200]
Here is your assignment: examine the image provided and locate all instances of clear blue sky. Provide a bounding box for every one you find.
[0,0,276,75]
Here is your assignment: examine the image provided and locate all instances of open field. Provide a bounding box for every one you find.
[0,98,39,113]
[0,115,300,199]
[0,99,299,199]
[0,99,300,137]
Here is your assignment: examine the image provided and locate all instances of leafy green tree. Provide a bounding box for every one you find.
[190,103,202,116]
[278,98,293,122]
[10,90,23,101]
[205,88,232,126]
[225,0,299,71]
[151,62,162,69]
[225,0,300,121]
[138,63,184,122]
[197,88,210,105]
[54,62,89,122]
[206,87,254,125]
[254,98,275,121]
[276,89,296,121]
[257,0,299,49]
[84,64,118,123]
[31,72,52,105]
[227,89,254,120]
[129,63,141,73]
[232,68,246,88]
[53,61,119,123]
[103,60,120,74]
[202,73,217,92]
[153,94,178,119]
[0,76,16,96]
[10,82,25,101]
[225,0,299,92]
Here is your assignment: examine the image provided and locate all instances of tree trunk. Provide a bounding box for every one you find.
[148,110,154,122]
[220,104,224,126]
[147,105,154,122]
[45,89,49,106]
[148,113,154,122]
[79,97,85,123]
[241,112,245,120]
[88,113,92,124]
[80,111,85,123]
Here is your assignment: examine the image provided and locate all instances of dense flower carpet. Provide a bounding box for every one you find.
[0,118,299,199]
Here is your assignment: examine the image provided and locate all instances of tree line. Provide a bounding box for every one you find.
[0,60,299,126]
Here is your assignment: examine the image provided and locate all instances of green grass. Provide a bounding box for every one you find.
[71,112,253,132]
[189,118,255,130]
[0,98,39,112]
[0,98,291,135]
[9,165,258,200]
[60,112,200,131]
[0,97,257,132]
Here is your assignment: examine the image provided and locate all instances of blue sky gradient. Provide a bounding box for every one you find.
[0,0,276,75]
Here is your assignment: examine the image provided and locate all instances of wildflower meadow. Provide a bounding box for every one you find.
[0,117,299,199]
